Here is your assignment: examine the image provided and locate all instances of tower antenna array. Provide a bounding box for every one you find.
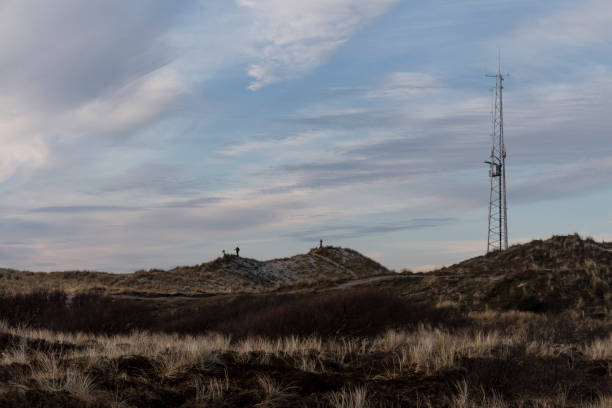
[485,58,508,253]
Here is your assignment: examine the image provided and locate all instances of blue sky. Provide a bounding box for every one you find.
[0,0,611,272]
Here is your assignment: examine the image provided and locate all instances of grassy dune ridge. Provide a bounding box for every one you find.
[0,246,390,296]
[374,235,612,316]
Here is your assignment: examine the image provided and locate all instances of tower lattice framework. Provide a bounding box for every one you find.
[486,70,508,253]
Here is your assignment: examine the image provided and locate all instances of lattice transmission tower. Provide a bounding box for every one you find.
[485,63,508,253]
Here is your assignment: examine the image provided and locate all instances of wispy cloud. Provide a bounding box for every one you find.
[161,197,224,208]
[0,1,191,183]
[278,109,399,130]
[367,72,444,99]
[69,68,185,138]
[288,218,458,242]
[509,0,612,49]
[30,206,140,214]
[237,0,399,90]
[511,157,612,203]
[101,162,208,195]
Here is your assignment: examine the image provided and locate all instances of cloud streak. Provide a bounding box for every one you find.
[508,0,612,50]
[288,218,458,242]
[237,0,399,90]
[30,206,140,214]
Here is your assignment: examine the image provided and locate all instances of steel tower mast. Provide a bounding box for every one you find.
[485,61,508,253]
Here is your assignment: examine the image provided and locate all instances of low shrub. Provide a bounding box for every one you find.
[0,289,155,334]
[167,289,468,338]
[0,289,468,337]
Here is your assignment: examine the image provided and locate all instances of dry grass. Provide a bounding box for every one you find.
[1,342,28,365]
[368,326,525,375]
[0,312,609,407]
[0,320,604,372]
[449,391,612,408]
[31,352,96,400]
[583,396,612,408]
[194,371,230,402]
[255,374,298,406]
[0,320,603,378]
[452,380,508,408]
[451,381,576,408]
[584,334,612,360]
[327,386,369,408]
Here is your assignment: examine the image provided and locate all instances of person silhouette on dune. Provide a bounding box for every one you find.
[235,246,240,257]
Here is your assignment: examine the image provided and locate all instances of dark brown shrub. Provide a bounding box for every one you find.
[0,290,155,334]
[167,288,468,338]
[0,288,467,337]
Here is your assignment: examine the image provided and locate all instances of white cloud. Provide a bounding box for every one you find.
[70,68,185,137]
[0,1,188,182]
[216,130,330,157]
[500,0,612,61]
[0,67,185,183]
[0,136,48,182]
[518,0,612,47]
[237,0,399,90]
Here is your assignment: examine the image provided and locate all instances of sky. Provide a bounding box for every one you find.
[0,0,612,273]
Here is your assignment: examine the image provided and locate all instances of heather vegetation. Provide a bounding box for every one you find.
[0,289,463,338]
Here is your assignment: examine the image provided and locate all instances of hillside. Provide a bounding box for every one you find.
[436,233,612,277]
[1,236,611,406]
[0,246,390,295]
[1,239,611,407]
[380,234,612,315]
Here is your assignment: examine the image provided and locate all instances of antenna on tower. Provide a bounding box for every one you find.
[485,53,508,253]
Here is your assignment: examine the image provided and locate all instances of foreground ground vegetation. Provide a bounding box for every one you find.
[0,288,610,407]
